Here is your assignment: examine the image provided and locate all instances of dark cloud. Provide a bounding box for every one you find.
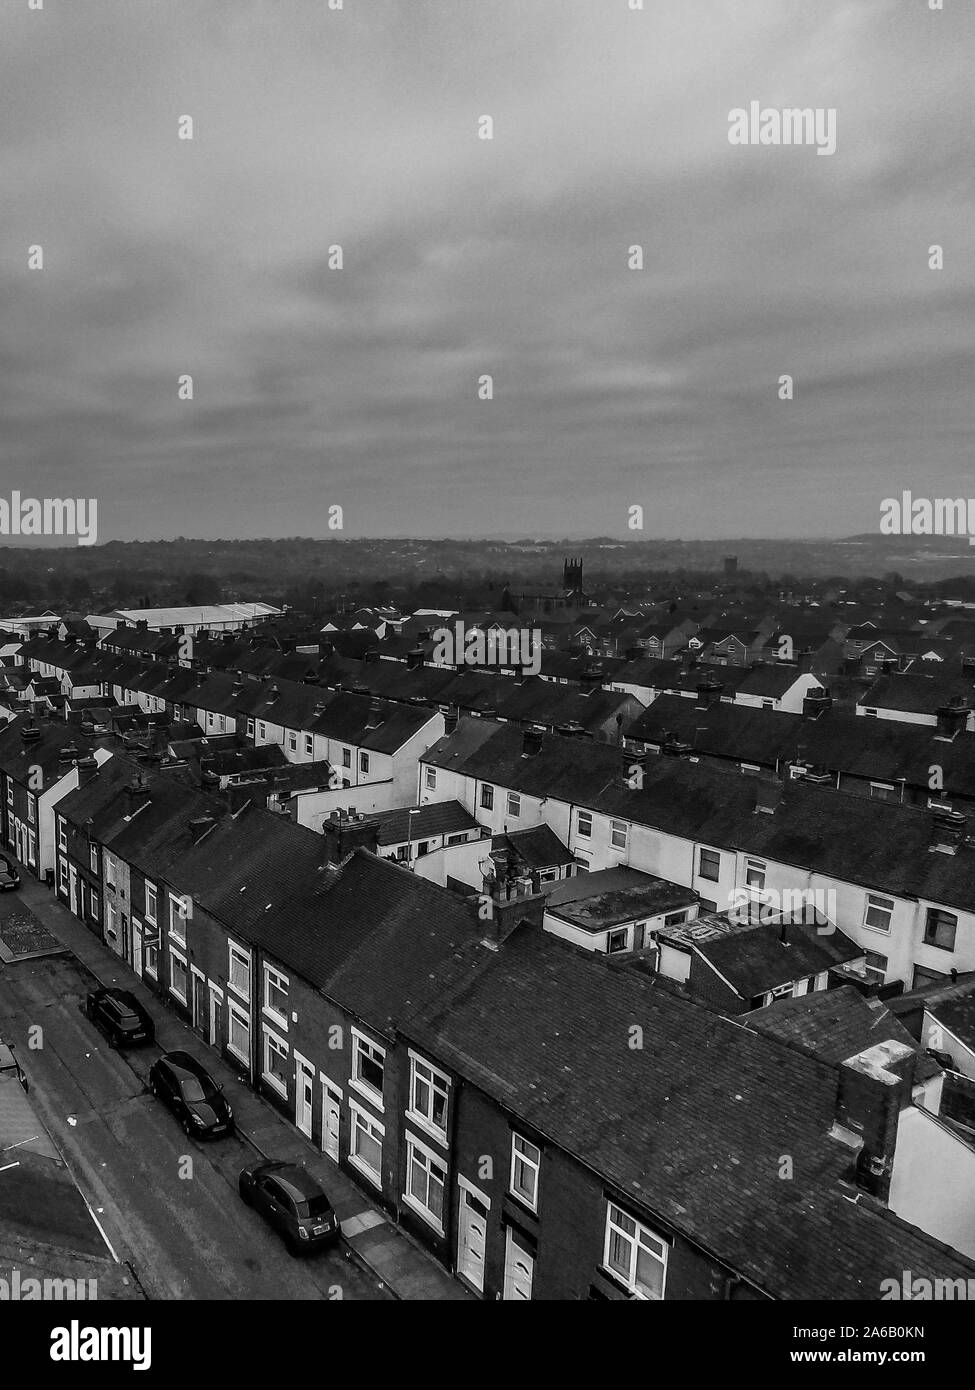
[1,0,973,541]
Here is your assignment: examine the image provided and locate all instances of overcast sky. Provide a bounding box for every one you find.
[2,0,973,542]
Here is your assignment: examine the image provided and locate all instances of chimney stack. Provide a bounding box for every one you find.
[754,780,784,815]
[695,678,723,710]
[930,809,966,855]
[522,727,544,758]
[802,688,832,720]
[835,1040,915,1202]
[365,697,383,730]
[322,809,380,865]
[443,706,459,736]
[935,699,969,742]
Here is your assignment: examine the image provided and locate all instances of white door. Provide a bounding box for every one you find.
[69,866,78,915]
[322,1085,340,1160]
[132,922,143,977]
[457,1186,488,1292]
[296,1062,314,1138]
[208,988,221,1047]
[503,1226,534,1301]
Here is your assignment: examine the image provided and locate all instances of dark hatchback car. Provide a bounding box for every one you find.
[149,1050,234,1139]
[239,1160,340,1255]
[0,857,20,891]
[84,987,155,1048]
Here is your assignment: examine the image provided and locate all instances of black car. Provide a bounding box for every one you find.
[238,1160,340,1255]
[0,858,20,891]
[149,1050,234,1139]
[84,987,155,1048]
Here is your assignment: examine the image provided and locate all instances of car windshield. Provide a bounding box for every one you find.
[119,1014,142,1030]
[297,1193,332,1219]
[181,1077,218,1105]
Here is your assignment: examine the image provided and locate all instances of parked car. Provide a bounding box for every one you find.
[148,1051,234,1139]
[84,987,155,1048]
[0,857,20,891]
[238,1160,340,1255]
[0,1040,27,1091]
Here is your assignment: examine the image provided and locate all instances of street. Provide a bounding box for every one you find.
[0,949,387,1301]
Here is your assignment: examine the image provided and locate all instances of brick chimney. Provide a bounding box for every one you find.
[479,871,546,951]
[930,809,966,854]
[802,688,832,720]
[522,727,544,757]
[754,779,784,815]
[835,1040,915,1202]
[695,678,723,710]
[322,810,380,865]
[443,706,459,736]
[935,699,969,742]
[365,697,383,730]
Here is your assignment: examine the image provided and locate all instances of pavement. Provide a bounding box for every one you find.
[2,867,471,1301]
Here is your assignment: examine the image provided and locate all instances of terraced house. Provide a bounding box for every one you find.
[418,718,975,991]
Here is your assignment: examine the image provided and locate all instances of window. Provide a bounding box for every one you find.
[257,722,266,740]
[611,819,627,850]
[89,890,100,920]
[870,782,895,801]
[89,844,98,872]
[603,1203,668,1300]
[304,734,313,756]
[424,766,436,790]
[228,1000,250,1063]
[145,883,157,924]
[409,1055,450,1138]
[105,857,116,889]
[263,964,289,1022]
[228,942,250,998]
[144,941,157,978]
[350,1104,383,1186]
[246,718,255,737]
[480,784,494,811]
[168,894,186,947]
[863,893,894,934]
[58,858,68,891]
[57,819,67,853]
[507,791,521,818]
[351,1030,385,1105]
[744,859,766,890]
[913,964,948,990]
[288,731,297,753]
[510,1134,541,1210]
[4,779,11,808]
[342,747,351,768]
[607,927,629,955]
[924,908,957,952]
[262,1029,289,1095]
[405,1136,447,1231]
[169,950,188,1003]
[576,811,592,839]
[27,796,35,824]
[359,752,370,775]
[864,949,887,984]
[663,910,687,927]
[698,848,720,881]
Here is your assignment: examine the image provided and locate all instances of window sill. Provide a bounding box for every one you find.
[169,988,188,1005]
[349,1154,383,1190]
[262,1071,289,1099]
[262,1005,289,1031]
[227,1040,249,1066]
[406,1111,449,1148]
[350,1077,385,1113]
[402,1192,445,1237]
[227,981,250,1003]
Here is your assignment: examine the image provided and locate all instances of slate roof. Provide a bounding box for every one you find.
[408,927,975,1299]
[859,672,975,715]
[660,915,862,997]
[361,800,480,847]
[746,985,939,1086]
[492,824,573,869]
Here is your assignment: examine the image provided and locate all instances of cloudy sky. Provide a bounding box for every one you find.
[2,0,973,542]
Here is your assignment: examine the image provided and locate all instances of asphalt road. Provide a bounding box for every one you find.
[0,952,386,1300]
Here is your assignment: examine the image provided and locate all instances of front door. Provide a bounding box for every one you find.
[296,1061,314,1138]
[131,920,143,977]
[208,987,221,1048]
[457,1185,488,1292]
[322,1084,340,1161]
[503,1226,534,1301]
[192,973,206,1033]
[68,866,78,915]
